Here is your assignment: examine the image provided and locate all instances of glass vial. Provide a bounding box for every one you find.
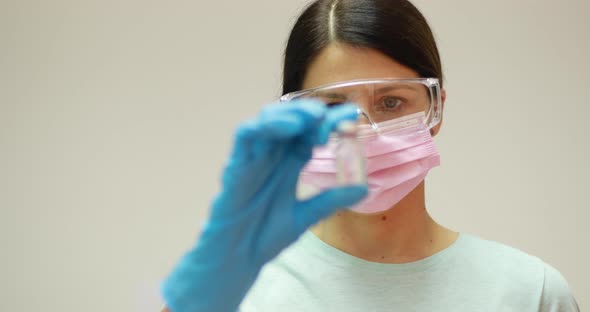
[334,120,367,185]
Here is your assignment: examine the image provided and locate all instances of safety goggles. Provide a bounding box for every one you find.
[280,78,442,132]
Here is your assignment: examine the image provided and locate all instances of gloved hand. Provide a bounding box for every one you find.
[161,100,368,312]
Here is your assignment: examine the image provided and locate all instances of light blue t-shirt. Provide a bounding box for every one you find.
[240,231,579,311]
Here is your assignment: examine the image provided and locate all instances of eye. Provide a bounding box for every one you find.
[326,101,346,107]
[380,97,403,110]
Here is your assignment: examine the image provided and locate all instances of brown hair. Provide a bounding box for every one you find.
[282,0,443,94]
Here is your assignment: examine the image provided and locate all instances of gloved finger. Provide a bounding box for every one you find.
[257,99,328,140]
[220,143,288,205]
[295,185,368,231]
[272,104,362,196]
[226,153,299,237]
[231,101,327,159]
[231,118,261,159]
[230,100,328,161]
[316,103,360,145]
[230,101,325,158]
[230,118,287,164]
[274,140,315,195]
[211,151,289,223]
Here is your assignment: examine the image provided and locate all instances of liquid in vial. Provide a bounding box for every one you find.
[334,120,367,185]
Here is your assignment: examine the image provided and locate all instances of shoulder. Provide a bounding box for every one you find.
[458,233,546,277]
[539,261,580,311]
[458,234,578,311]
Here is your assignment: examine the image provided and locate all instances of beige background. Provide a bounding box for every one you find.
[1,1,588,311]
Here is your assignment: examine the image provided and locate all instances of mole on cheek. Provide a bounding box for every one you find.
[381,216,387,221]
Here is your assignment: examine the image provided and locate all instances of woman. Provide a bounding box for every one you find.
[162,0,579,311]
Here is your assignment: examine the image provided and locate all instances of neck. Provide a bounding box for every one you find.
[311,181,457,263]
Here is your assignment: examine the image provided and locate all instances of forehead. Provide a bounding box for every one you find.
[302,43,420,90]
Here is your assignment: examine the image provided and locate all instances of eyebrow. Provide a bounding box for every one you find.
[311,92,348,100]
[375,84,420,95]
[311,83,422,99]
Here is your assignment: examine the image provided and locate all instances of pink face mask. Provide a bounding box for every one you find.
[298,112,440,214]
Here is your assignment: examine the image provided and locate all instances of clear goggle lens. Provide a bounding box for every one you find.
[281,78,442,132]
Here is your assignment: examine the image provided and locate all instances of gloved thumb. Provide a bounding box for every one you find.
[297,185,368,230]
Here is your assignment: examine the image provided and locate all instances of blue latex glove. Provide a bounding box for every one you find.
[161,100,368,312]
